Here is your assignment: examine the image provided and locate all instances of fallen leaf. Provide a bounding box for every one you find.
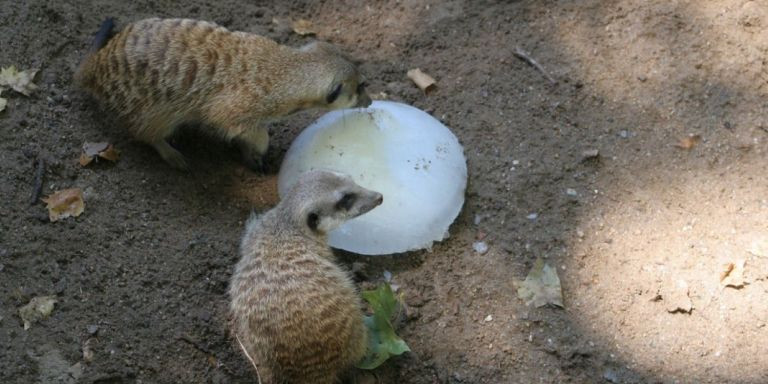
[79,142,120,166]
[747,238,768,258]
[82,338,96,362]
[98,145,120,162]
[292,19,316,36]
[83,142,109,157]
[720,260,746,289]
[18,295,57,330]
[517,258,564,308]
[78,153,93,167]
[675,134,701,150]
[662,279,693,314]
[0,65,39,96]
[356,284,410,370]
[42,188,85,222]
[407,68,437,93]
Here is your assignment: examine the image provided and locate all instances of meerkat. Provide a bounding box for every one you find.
[75,18,371,170]
[229,170,383,384]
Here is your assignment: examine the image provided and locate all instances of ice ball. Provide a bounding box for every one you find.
[278,101,467,255]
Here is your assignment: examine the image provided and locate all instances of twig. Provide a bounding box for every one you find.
[513,47,557,85]
[29,157,45,205]
[236,334,262,384]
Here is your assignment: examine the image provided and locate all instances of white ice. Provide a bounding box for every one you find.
[278,101,468,255]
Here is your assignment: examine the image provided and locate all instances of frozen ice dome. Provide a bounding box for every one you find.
[278,101,468,255]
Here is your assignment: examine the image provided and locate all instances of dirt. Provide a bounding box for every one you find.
[2,1,767,383]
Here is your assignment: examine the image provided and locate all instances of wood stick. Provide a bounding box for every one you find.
[407,68,437,93]
[513,47,557,85]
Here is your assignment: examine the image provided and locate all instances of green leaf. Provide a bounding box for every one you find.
[356,284,410,369]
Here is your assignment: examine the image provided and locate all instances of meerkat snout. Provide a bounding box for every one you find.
[284,170,383,235]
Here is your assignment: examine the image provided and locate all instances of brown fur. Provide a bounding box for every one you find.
[75,18,371,170]
[230,170,383,384]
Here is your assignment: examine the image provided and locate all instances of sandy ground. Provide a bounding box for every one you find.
[1,1,768,383]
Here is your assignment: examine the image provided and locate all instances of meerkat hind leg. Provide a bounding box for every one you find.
[151,139,189,170]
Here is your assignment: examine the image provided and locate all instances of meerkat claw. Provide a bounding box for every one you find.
[242,153,266,173]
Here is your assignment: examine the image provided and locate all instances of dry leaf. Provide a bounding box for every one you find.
[517,258,563,308]
[79,153,94,167]
[663,279,693,314]
[720,259,746,289]
[42,188,85,222]
[83,338,96,362]
[292,19,316,36]
[675,134,701,150]
[0,65,39,96]
[18,295,57,330]
[407,68,437,93]
[83,142,109,157]
[747,238,768,258]
[79,142,120,166]
[98,145,120,162]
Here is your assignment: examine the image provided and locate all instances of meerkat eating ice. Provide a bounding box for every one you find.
[76,18,371,170]
[229,170,382,384]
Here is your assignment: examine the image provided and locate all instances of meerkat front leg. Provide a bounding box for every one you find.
[151,139,189,170]
[233,126,270,172]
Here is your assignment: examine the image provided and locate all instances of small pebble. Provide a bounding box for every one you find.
[473,241,488,255]
[565,188,578,196]
[198,311,212,322]
[619,130,629,138]
[581,149,600,160]
[87,324,99,335]
[602,369,619,383]
[484,315,493,322]
[526,213,538,220]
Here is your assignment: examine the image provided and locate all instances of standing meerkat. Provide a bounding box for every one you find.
[230,170,383,384]
[75,18,371,170]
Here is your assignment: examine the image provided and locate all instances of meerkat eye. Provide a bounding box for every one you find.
[326,84,343,104]
[356,82,367,93]
[307,212,320,231]
[335,193,357,211]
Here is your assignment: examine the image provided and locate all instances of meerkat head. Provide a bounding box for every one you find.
[281,169,383,238]
[297,42,372,110]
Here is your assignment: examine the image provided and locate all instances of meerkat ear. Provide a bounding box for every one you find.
[307,212,320,231]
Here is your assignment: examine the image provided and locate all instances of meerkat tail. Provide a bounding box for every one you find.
[89,17,116,53]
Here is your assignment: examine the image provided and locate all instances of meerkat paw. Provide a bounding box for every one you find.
[233,128,270,173]
[152,140,189,171]
[239,149,266,173]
